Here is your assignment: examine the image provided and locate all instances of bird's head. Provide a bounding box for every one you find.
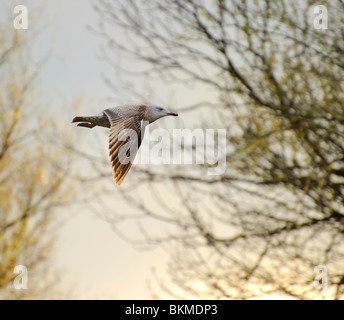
[146,105,178,123]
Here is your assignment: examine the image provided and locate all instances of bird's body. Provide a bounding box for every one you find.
[72,113,110,128]
[72,104,178,185]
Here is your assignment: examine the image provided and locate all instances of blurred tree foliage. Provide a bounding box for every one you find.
[95,0,344,299]
[0,24,73,299]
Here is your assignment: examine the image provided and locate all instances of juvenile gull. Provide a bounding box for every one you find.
[72,104,178,185]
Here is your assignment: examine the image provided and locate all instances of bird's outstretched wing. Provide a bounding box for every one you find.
[103,106,147,185]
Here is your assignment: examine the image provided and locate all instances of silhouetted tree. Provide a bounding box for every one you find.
[0,22,74,299]
[94,0,344,299]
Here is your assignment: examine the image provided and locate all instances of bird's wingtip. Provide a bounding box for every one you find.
[114,176,121,186]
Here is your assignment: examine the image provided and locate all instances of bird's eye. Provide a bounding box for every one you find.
[158,107,163,111]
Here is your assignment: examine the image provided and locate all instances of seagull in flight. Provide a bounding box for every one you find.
[72,104,178,185]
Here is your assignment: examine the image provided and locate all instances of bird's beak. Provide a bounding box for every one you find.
[167,112,178,116]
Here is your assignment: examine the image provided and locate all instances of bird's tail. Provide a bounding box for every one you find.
[72,116,96,129]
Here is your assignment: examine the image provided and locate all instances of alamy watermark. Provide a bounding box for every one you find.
[13,265,28,290]
[313,5,328,30]
[13,5,28,30]
[12,4,329,31]
[118,124,227,175]
[314,265,328,290]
